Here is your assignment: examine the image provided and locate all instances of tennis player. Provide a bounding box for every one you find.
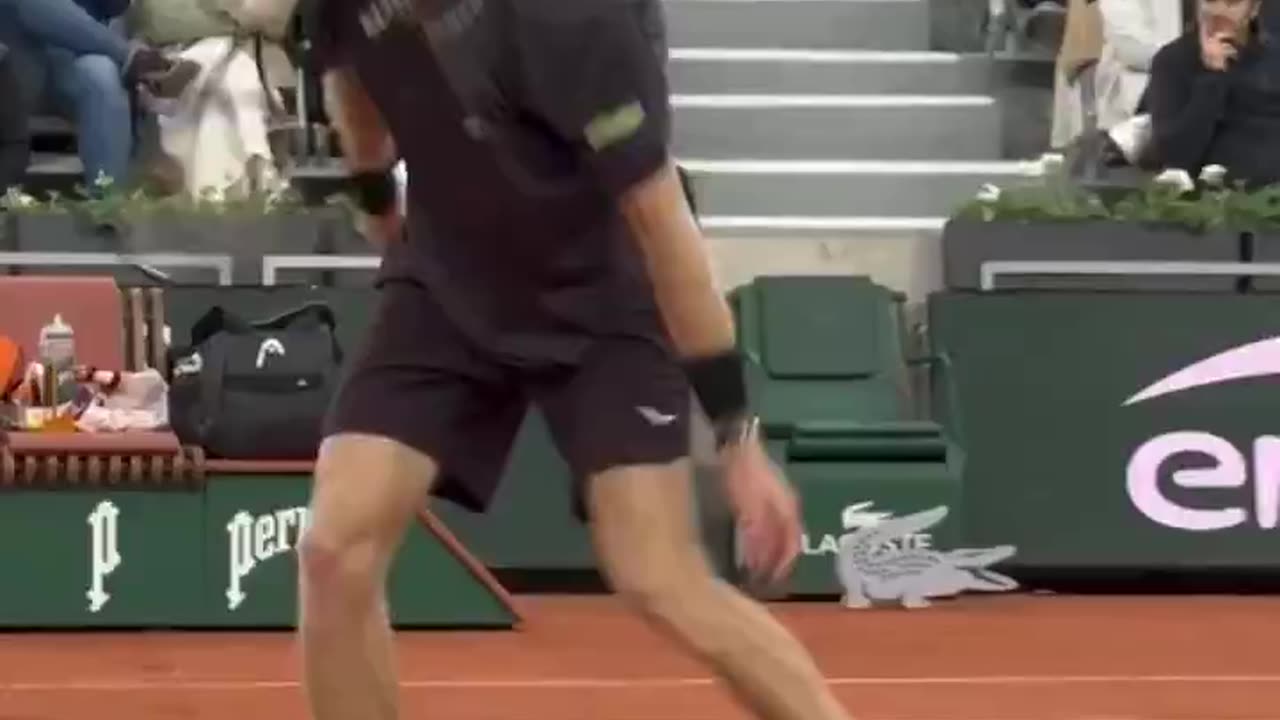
[297,1,855,719]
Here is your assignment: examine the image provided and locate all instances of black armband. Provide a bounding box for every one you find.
[348,168,397,216]
[683,351,753,448]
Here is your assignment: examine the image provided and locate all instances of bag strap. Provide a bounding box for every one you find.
[250,301,337,333]
[196,334,228,439]
[189,305,242,347]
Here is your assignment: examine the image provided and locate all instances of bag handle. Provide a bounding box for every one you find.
[188,301,342,365]
[250,301,337,333]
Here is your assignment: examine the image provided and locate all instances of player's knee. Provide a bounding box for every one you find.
[297,524,382,610]
[608,554,716,621]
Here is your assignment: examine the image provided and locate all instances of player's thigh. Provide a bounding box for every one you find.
[586,458,714,597]
[306,280,507,566]
[537,336,692,497]
[306,432,439,569]
[537,336,709,588]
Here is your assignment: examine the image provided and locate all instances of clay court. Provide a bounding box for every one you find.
[2,594,1276,720]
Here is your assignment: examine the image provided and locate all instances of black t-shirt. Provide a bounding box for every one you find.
[310,0,673,366]
[1149,30,1280,188]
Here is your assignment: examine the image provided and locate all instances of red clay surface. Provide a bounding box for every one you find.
[1,594,1277,720]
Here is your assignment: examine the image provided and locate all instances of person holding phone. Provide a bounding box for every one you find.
[1147,0,1278,185]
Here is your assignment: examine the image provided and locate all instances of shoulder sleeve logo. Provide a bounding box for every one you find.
[584,100,646,151]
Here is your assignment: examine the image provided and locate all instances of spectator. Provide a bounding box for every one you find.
[0,42,31,191]
[1148,0,1274,185]
[128,0,296,196]
[1095,0,1185,132]
[1052,0,1103,148]
[0,0,200,187]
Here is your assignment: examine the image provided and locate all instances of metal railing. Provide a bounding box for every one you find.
[261,254,381,286]
[979,260,1280,291]
[0,252,234,286]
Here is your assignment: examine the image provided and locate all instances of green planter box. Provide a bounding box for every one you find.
[1245,232,1280,292]
[0,490,205,627]
[942,218,1242,292]
[929,291,1280,571]
[121,213,327,284]
[6,212,163,284]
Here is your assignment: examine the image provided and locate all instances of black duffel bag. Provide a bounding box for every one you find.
[169,302,343,459]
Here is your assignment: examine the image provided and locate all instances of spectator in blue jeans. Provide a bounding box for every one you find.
[0,0,199,187]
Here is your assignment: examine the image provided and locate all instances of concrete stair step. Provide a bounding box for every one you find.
[668,49,992,95]
[663,0,931,51]
[672,94,1002,160]
[682,159,1038,217]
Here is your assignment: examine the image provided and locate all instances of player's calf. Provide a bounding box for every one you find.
[589,463,853,720]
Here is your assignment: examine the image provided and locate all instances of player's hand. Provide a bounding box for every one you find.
[721,422,803,587]
[357,210,404,247]
[1200,27,1238,72]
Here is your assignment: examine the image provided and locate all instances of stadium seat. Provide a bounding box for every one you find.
[729,275,965,596]
[733,275,915,436]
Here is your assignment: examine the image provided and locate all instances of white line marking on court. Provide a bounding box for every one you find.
[4,674,1279,692]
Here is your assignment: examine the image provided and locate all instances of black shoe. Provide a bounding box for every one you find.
[122,45,171,83]
[124,45,201,101]
[141,58,201,101]
[1022,1,1067,53]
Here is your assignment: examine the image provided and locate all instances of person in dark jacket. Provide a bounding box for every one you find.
[0,0,199,186]
[1147,0,1279,186]
[0,41,31,192]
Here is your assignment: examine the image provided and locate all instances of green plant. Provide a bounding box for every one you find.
[1,186,71,215]
[955,158,1280,233]
[1222,183,1280,232]
[5,172,308,226]
[954,153,1110,223]
[1109,170,1224,232]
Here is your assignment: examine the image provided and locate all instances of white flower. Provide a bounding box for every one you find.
[1199,164,1228,188]
[1154,168,1195,195]
[2,187,38,209]
[1038,152,1067,176]
[976,184,1002,203]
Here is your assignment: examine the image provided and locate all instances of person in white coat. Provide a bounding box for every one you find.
[1095,0,1186,131]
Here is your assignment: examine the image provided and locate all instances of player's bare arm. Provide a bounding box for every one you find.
[324,67,402,244]
[619,161,734,357]
[619,161,803,586]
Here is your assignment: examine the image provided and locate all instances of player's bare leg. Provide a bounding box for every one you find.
[297,433,439,720]
[589,460,853,720]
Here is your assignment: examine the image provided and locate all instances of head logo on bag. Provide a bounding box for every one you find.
[255,338,286,369]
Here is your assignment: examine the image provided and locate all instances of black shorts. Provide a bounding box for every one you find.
[324,280,690,517]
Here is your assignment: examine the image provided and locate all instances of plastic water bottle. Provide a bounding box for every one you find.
[38,314,75,407]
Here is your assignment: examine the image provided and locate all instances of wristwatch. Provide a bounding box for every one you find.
[715,413,760,452]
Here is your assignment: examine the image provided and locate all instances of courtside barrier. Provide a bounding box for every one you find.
[929,285,1280,571]
[0,464,520,628]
